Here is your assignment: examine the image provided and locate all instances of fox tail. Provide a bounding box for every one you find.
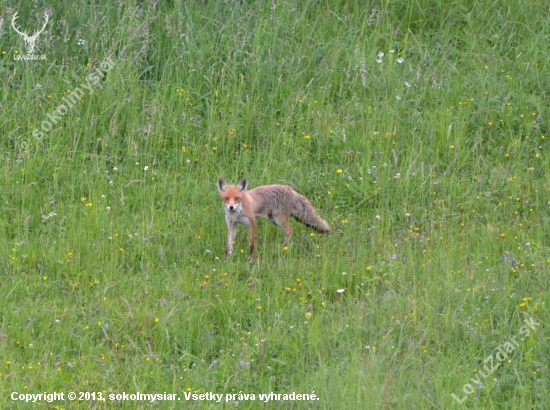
[292,193,331,233]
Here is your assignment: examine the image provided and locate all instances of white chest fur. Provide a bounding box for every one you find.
[224,207,251,227]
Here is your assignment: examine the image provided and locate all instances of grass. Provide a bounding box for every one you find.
[1,0,549,408]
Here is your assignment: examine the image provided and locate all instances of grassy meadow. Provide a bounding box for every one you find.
[1,0,549,408]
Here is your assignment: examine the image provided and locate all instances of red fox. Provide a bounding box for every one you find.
[217,178,330,259]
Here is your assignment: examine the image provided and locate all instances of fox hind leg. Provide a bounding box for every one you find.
[269,214,293,244]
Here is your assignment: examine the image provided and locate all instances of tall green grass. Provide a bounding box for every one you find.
[1,0,548,408]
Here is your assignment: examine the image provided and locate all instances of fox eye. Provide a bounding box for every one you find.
[235,197,240,201]
[224,197,229,201]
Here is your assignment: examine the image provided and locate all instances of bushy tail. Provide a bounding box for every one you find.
[292,193,331,233]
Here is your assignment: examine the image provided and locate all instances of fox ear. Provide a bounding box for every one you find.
[237,178,248,192]
[217,178,228,192]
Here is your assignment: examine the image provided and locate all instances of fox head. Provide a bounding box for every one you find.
[217,178,247,212]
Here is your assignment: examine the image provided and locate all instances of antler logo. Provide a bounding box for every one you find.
[11,11,49,55]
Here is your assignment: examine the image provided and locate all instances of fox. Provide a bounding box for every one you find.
[217,178,330,259]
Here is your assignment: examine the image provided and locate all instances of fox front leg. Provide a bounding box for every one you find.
[248,220,258,262]
[226,222,238,257]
